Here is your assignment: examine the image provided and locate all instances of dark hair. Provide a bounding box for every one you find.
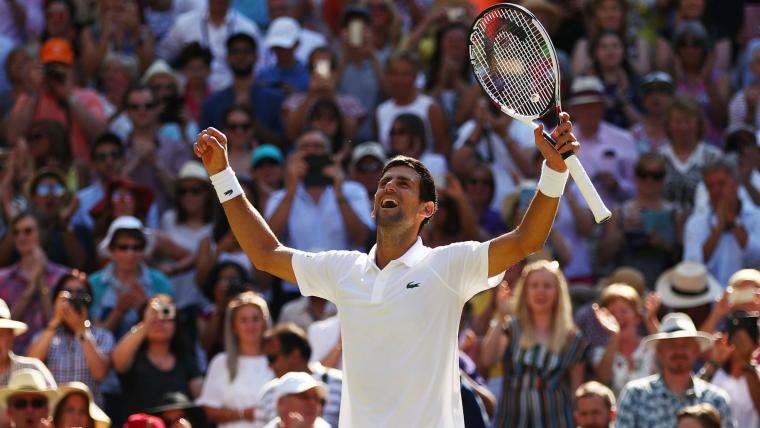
[52,392,93,427]
[122,83,155,111]
[665,96,705,141]
[109,228,147,249]
[307,98,345,153]
[264,323,312,361]
[27,120,72,170]
[11,211,38,229]
[90,132,124,158]
[701,155,740,181]
[28,168,67,198]
[307,47,338,73]
[724,128,757,154]
[223,104,254,128]
[136,295,194,359]
[226,32,257,52]
[390,113,427,156]
[589,30,634,79]
[51,270,93,303]
[425,22,471,92]
[386,50,421,74]
[177,41,213,69]
[4,47,31,83]
[175,180,214,225]
[202,261,250,301]
[676,403,721,428]
[381,155,437,229]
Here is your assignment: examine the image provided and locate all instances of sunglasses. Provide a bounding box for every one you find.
[94,150,123,162]
[111,191,134,202]
[149,84,175,92]
[178,185,206,196]
[635,169,666,181]
[356,161,383,173]
[12,227,35,237]
[390,128,408,136]
[114,243,144,253]
[27,132,45,142]
[127,102,157,111]
[228,47,255,56]
[677,39,705,48]
[11,398,47,410]
[36,183,66,197]
[226,122,252,132]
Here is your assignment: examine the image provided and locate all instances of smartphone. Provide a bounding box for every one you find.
[640,209,672,235]
[304,154,332,187]
[44,64,66,84]
[315,58,331,78]
[348,19,364,47]
[729,287,757,305]
[446,7,465,21]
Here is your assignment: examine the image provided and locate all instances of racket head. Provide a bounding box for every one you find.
[468,3,562,124]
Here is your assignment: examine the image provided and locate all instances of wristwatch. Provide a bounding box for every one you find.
[77,320,93,342]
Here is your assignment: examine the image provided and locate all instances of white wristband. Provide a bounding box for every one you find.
[210,167,244,203]
[536,161,569,198]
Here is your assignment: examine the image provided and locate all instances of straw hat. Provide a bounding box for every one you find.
[655,261,722,309]
[0,369,58,407]
[642,312,714,351]
[0,299,27,336]
[55,382,110,428]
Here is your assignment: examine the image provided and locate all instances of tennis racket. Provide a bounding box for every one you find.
[468,3,611,223]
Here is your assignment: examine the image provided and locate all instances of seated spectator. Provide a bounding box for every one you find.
[198,261,252,359]
[6,38,107,164]
[0,47,34,126]
[27,271,113,405]
[89,216,174,339]
[677,403,722,428]
[615,313,734,428]
[112,294,202,417]
[597,152,683,287]
[728,46,760,132]
[631,72,675,153]
[421,172,484,247]
[462,163,508,239]
[0,369,58,428]
[683,158,760,285]
[89,176,155,248]
[0,298,56,387]
[0,212,69,353]
[278,297,336,332]
[655,261,722,329]
[574,381,616,428]
[257,17,310,94]
[197,291,274,427]
[146,392,207,428]
[701,269,760,335]
[221,105,259,180]
[249,145,285,218]
[348,142,386,201]
[387,113,448,180]
[176,43,212,124]
[261,372,329,428]
[256,323,341,428]
[52,382,111,428]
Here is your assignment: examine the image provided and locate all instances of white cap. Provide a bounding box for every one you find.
[178,161,209,182]
[273,372,327,404]
[266,17,301,49]
[98,216,155,259]
[351,142,387,166]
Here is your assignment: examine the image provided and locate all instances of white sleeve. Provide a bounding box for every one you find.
[264,190,286,220]
[157,15,191,60]
[291,250,360,302]
[195,354,228,408]
[683,213,708,263]
[439,241,505,301]
[342,182,374,229]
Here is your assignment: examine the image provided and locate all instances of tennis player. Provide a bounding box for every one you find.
[193,113,579,428]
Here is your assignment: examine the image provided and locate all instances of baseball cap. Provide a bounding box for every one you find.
[177,161,209,182]
[566,76,605,106]
[123,413,166,428]
[40,38,74,65]
[351,142,387,167]
[266,17,300,49]
[640,71,675,94]
[250,144,284,168]
[273,372,327,404]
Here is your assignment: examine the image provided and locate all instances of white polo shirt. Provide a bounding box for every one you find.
[292,238,504,428]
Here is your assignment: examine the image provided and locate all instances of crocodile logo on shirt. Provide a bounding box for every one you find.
[406,281,420,289]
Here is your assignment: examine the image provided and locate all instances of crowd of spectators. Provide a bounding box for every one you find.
[0,0,758,427]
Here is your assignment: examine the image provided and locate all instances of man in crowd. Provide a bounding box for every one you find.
[0,369,57,428]
[262,372,329,428]
[574,381,616,428]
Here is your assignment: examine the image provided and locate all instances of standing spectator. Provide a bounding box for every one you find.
[197,291,274,427]
[52,382,111,428]
[41,0,78,47]
[249,145,284,212]
[27,271,113,405]
[386,113,448,181]
[366,0,402,62]
[700,269,760,335]
[682,158,760,285]
[614,313,734,428]
[422,173,485,247]
[177,43,212,124]
[480,260,588,428]
[0,0,43,44]
[0,47,34,124]
[221,106,259,181]
[0,212,69,354]
[630,71,675,153]
[728,46,760,131]
[0,298,56,387]
[261,372,328,428]
[0,369,57,428]
[258,0,326,69]
[158,0,263,92]
[574,381,616,428]
[257,17,310,94]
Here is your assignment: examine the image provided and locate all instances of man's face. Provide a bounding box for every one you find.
[268,0,290,19]
[704,169,737,209]
[227,40,257,76]
[351,156,384,197]
[93,142,125,179]
[575,395,613,428]
[656,337,700,375]
[295,132,329,156]
[277,389,321,427]
[125,89,159,128]
[6,393,49,428]
[265,338,291,378]
[373,166,431,229]
[569,102,604,131]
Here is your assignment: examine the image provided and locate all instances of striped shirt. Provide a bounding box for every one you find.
[493,318,588,428]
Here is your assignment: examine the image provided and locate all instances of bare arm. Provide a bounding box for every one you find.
[478,317,509,373]
[111,321,146,373]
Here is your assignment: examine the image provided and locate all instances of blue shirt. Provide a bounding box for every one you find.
[199,82,286,135]
[256,61,310,93]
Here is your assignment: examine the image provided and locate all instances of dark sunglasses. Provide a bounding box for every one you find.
[149,84,175,92]
[226,122,252,132]
[114,244,144,252]
[27,132,45,141]
[178,185,206,196]
[11,398,47,410]
[127,102,157,111]
[12,227,35,237]
[94,150,123,162]
[228,47,255,56]
[677,39,706,48]
[635,169,666,181]
[36,183,66,197]
[390,128,408,136]
[356,161,383,173]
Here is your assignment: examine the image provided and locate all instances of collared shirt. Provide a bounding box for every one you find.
[615,374,735,428]
[199,83,286,135]
[683,203,760,285]
[256,61,310,93]
[658,142,723,212]
[291,238,504,428]
[0,353,57,388]
[0,262,70,354]
[71,181,160,231]
[31,327,114,406]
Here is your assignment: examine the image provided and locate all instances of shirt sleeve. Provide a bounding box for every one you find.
[614,384,640,428]
[342,182,374,229]
[440,241,505,301]
[683,212,708,263]
[742,213,760,267]
[291,250,360,302]
[195,354,228,408]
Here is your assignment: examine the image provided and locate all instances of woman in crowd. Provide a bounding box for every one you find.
[112,294,203,417]
[462,163,507,239]
[27,270,114,405]
[480,260,587,428]
[630,72,676,153]
[198,261,252,359]
[42,0,79,48]
[176,42,212,124]
[221,106,258,181]
[422,173,483,247]
[53,382,112,428]
[197,291,274,427]
[304,98,348,156]
[387,113,448,180]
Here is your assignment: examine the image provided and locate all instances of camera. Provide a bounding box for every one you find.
[44,64,67,84]
[65,290,92,312]
[304,154,332,187]
[150,300,176,320]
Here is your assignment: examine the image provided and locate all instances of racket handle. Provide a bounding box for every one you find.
[541,131,611,223]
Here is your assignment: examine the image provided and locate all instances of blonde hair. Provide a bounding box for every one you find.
[599,283,641,312]
[224,291,271,381]
[511,260,575,353]
[574,381,616,410]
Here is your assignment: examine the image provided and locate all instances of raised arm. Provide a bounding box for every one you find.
[487,113,578,277]
[193,128,297,283]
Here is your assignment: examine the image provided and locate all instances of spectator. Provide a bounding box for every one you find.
[7,38,107,164]
[89,176,156,249]
[683,157,760,285]
[591,284,657,395]
[615,313,734,428]
[677,403,722,428]
[257,17,310,94]
[366,0,402,62]
[597,152,683,288]
[303,98,351,156]
[701,269,760,335]
[376,51,450,155]
[348,142,386,201]
[258,0,326,70]
[198,261,251,359]
[422,173,484,247]
[112,294,203,418]
[199,33,285,145]
[27,271,113,405]
[41,0,77,47]
[0,369,57,428]
[197,291,274,427]
[146,392,207,428]
[261,372,329,428]
[176,43,212,124]
[256,323,342,428]
[52,382,111,428]
[0,212,69,354]
[78,0,155,81]
[141,60,199,146]
[462,163,508,239]
[630,71,675,153]
[158,0,263,92]
[277,297,336,333]
[89,216,174,339]
[658,96,722,213]
[221,105,259,180]
[386,113,448,181]
[249,145,285,212]
[574,381,616,428]
[23,120,74,180]
[728,46,760,131]
[655,261,722,329]
[480,260,587,428]
[0,47,34,124]
[0,298,56,387]
[98,53,140,117]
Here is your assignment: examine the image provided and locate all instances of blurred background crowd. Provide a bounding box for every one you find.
[0,0,758,427]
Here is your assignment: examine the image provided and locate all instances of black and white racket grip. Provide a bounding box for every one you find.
[543,131,612,224]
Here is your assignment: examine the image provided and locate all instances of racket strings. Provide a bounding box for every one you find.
[470,8,556,118]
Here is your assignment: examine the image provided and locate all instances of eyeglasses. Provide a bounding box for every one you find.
[228,48,255,56]
[226,122,252,132]
[677,39,705,48]
[36,183,66,197]
[467,178,493,186]
[127,102,157,111]
[356,161,383,173]
[635,169,666,181]
[10,398,47,410]
[94,150,123,162]
[113,243,144,253]
[390,128,408,136]
[12,227,35,237]
[178,185,206,196]
[266,353,280,364]
[111,191,134,202]
[27,132,45,142]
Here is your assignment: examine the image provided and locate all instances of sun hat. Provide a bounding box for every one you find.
[177,161,209,182]
[566,76,605,106]
[140,59,182,93]
[655,261,722,309]
[55,382,110,428]
[273,372,327,404]
[145,392,205,427]
[728,269,760,290]
[265,17,301,49]
[642,312,714,351]
[97,216,155,259]
[0,299,27,336]
[0,369,58,408]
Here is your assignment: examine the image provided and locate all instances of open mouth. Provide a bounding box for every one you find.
[380,199,398,208]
